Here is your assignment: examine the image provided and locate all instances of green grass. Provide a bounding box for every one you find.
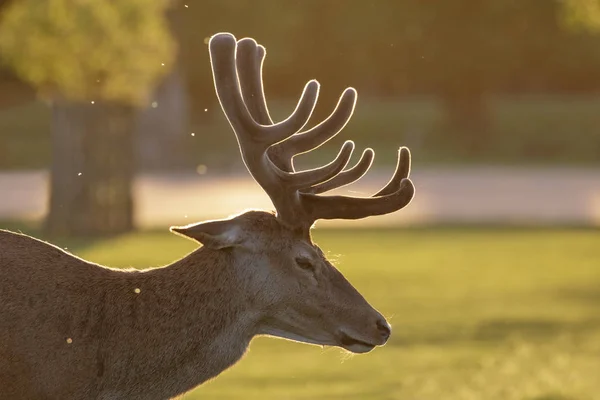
[9,225,599,400]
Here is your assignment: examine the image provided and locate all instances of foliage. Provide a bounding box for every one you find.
[17,226,600,399]
[0,0,176,105]
[561,0,600,33]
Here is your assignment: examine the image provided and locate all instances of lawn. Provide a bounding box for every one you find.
[14,226,599,400]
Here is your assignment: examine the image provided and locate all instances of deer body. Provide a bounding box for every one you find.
[0,229,256,399]
[1,32,416,398]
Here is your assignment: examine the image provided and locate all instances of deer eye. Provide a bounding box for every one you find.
[295,257,315,271]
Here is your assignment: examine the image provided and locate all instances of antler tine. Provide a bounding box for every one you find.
[299,148,415,221]
[236,38,272,125]
[208,33,319,148]
[270,88,357,161]
[268,87,372,195]
[271,140,355,190]
[304,148,375,195]
[374,147,412,196]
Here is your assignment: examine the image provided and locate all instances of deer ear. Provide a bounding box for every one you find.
[170,219,244,249]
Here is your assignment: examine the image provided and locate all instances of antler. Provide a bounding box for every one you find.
[208,33,415,234]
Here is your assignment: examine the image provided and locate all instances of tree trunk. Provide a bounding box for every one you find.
[136,67,189,171]
[45,100,136,236]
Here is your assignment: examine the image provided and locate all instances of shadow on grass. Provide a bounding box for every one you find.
[390,317,600,348]
[556,285,600,307]
[472,317,600,341]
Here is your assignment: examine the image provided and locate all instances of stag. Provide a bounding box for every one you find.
[0,32,415,399]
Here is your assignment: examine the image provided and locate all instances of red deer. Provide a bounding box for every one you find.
[0,32,415,399]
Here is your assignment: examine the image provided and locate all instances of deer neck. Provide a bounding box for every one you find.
[109,247,261,397]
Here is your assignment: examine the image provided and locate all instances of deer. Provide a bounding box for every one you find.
[0,32,415,400]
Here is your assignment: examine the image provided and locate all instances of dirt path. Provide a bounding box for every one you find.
[1,167,599,228]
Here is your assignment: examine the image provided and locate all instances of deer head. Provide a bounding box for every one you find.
[172,33,415,354]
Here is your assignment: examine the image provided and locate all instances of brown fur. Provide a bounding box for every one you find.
[0,211,389,399]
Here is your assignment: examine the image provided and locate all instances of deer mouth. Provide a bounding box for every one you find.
[337,332,377,353]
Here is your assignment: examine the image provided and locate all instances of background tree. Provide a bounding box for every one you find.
[0,0,175,235]
[561,0,600,32]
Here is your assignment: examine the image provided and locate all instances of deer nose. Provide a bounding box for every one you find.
[376,318,392,342]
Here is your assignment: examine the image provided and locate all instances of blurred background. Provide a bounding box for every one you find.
[0,1,599,399]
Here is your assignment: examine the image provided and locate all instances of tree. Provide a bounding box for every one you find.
[0,0,175,235]
[561,0,600,33]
